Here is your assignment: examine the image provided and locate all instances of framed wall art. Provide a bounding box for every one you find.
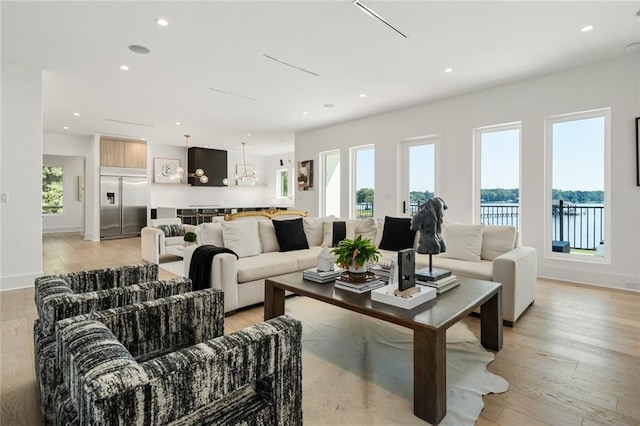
[154,158,181,184]
[297,159,314,190]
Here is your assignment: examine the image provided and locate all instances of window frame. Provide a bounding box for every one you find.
[350,144,375,219]
[319,149,341,217]
[544,107,611,263]
[42,165,65,215]
[275,168,290,199]
[472,121,522,228]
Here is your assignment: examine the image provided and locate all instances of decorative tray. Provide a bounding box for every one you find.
[338,271,380,284]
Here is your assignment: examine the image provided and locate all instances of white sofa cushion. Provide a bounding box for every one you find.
[481,225,517,260]
[439,223,483,262]
[322,221,356,247]
[303,216,333,246]
[198,222,224,246]
[237,252,298,283]
[282,246,325,270]
[350,218,378,241]
[164,236,184,246]
[258,220,280,253]
[222,220,261,258]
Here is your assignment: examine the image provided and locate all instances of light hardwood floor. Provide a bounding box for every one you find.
[1,233,639,425]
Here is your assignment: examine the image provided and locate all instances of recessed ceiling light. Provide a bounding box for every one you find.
[128,45,150,55]
[175,121,181,126]
[141,138,146,141]
[444,67,453,73]
[156,18,168,26]
[324,104,335,108]
[303,112,308,115]
[204,145,209,148]
[73,112,80,117]
[119,65,129,71]
[581,25,595,32]
[247,133,252,137]
[63,126,69,130]
[359,93,367,98]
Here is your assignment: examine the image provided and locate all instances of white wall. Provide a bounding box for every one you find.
[262,152,295,208]
[43,132,99,240]
[1,61,43,290]
[295,54,640,291]
[42,154,84,233]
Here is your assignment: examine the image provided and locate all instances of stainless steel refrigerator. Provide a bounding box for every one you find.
[100,167,148,239]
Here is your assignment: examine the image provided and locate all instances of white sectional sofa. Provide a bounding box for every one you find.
[182,212,537,326]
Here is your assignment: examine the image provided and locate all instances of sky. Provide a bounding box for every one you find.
[356,117,604,193]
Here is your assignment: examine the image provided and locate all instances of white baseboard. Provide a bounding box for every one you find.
[0,270,42,291]
[42,226,83,234]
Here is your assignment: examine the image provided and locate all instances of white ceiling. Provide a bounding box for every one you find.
[2,1,639,155]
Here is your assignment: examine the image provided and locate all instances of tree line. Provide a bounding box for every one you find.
[357,188,604,204]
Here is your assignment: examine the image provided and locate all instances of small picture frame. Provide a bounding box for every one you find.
[154,158,181,184]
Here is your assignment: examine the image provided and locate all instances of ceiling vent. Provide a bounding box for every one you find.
[263,54,319,77]
[206,87,257,102]
[107,118,155,128]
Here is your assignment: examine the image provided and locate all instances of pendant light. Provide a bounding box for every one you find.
[236,142,257,182]
[175,134,208,184]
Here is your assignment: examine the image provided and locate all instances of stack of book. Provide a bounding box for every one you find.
[369,265,390,280]
[334,277,386,293]
[416,275,460,294]
[302,267,342,283]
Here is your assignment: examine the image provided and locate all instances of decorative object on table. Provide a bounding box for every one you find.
[236,142,257,186]
[317,247,335,272]
[297,159,314,190]
[154,158,182,183]
[371,283,436,308]
[303,267,342,283]
[334,273,386,293]
[396,248,416,293]
[410,197,450,281]
[183,231,197,246]
[331,235,380,280]
[417,274,461,294]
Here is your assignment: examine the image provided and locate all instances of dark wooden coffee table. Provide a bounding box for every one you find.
[265,273,503,425]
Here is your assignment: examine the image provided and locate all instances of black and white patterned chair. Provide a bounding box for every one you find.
[53,289,303,425]
[33,264,193,425]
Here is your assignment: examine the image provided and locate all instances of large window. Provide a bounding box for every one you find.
[42,166,64,214]
[400,137,437,216]
[320,150,340,217]
[474,123,521,228]
[276,168,290,198]
[545,109,609,258]
[351,145,374,218]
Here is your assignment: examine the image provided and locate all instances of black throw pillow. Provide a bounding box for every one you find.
[379,216,416,251]
[273,218,310,252]
[331,221,347,247]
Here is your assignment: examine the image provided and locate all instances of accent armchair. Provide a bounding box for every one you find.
[141,218,197,263]
[53,289,303,425]
[33,264,193,425]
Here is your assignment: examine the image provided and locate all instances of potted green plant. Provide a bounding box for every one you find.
[183,231,197,246]
[331,235,380,277]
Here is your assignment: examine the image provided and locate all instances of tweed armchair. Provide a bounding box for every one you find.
[52,289,303,425]
[33,264,193,424]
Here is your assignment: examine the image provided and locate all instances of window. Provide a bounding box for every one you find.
[276,168,290,198]
[42,166,64,214]
[545,109,609,258]
[351,145,374,218]
[320,150,340,217]
[400,137,438,216]
[474,123,521,228]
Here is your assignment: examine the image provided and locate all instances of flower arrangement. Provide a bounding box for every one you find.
[183,232,197,245]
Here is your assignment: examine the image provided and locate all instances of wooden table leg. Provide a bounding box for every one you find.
[414,327,447,425]
[481,286,503,351]
[264,280,285,320]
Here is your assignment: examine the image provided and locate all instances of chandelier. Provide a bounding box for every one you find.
[175,134,208,184]
[236,142,257,182]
